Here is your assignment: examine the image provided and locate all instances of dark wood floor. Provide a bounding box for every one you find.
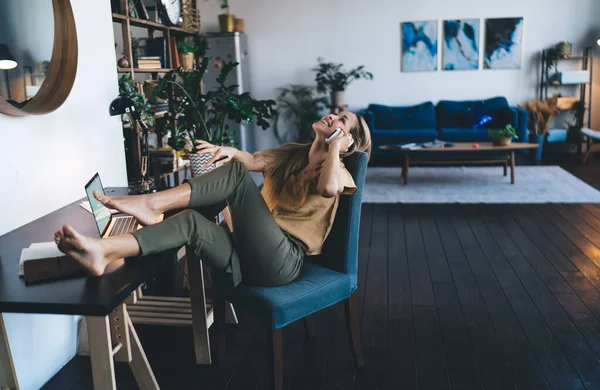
[43,161,600,390]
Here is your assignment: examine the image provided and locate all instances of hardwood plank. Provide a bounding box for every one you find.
[561,271,600,339]
[413,306,450,390]
[289,307,339,390]
[566,204,600,234]
[450,215,517,390]
[359,203,374,249]
[555,289,600,357]
[481,213,585,389]
[552,204,600,255]
[40,355,89,389]
[524,207,600,293]
[419,215,453,284]
[387,205,411,320]
[498,213,573,293]
[404,213,435,306]
[467,214,550,390]
[386,319,417,390]
[354,205,388,390]
[537,205,600,273]
[433,283,483,389]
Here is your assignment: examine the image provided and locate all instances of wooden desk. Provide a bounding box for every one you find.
[0,188,167,389]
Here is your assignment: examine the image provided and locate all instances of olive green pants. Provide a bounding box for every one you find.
[131,161,304,287]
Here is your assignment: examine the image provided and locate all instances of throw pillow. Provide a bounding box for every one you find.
[460,101,493,129]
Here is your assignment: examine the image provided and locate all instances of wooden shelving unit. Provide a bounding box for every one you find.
[112,0,198,78]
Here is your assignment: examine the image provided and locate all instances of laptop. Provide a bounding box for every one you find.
[85,173,140,238]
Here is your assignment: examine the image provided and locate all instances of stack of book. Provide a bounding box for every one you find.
[150,102,169,117]
[150,148,178,171]
[137,56,162,69]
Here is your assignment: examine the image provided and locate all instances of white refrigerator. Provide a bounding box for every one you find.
[203,32,254,152]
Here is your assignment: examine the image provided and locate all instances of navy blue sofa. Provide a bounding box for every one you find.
[360,97,528,157]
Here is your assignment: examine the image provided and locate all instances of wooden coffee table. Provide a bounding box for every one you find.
[379,142,539,185]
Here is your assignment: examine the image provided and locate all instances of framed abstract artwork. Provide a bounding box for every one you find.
[442,19,480,71]
[484,17,524,69]
[401,20,438,72]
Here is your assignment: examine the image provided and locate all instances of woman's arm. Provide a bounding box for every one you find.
[317,145,344,198]
[195,141,267,172]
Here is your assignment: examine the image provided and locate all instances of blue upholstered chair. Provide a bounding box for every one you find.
[213,150,369,390]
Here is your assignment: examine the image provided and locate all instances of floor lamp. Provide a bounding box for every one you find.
[0,44,17,99]
[109,96,155,194]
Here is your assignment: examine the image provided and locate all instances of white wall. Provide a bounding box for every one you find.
[199,0,600,149]
[0,0,127,389]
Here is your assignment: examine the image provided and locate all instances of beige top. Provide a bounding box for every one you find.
[261,163,357,255]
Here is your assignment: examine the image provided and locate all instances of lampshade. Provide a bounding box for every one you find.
[0,44,17,70]
[597,37,600,46]
[109,96,137,117]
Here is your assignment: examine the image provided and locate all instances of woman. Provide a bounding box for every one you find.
[55,112,371,287]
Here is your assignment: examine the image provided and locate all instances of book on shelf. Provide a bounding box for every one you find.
[145,38,168,68]
[170,37,180,68]
[19,242,85,284]
[137,56,162,60]
[133,0,149,20]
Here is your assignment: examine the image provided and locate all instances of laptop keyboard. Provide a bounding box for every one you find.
[109,217,138,237]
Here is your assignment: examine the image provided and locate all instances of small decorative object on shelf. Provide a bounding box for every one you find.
[489,124,518,146]
[180,0,199,31]
[152,58,276,177]
[313,58,373,107]
[218,0,235,33]
[158,0,182,26]
[117,56,130,68]
[556,41,572,58]
[234,18,244,33]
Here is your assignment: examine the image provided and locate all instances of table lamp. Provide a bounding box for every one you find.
[0,44,17,100]
[597,37,600,46]
[109,96,155,194]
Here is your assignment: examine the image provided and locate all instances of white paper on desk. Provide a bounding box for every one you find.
[79,201,119,215]
[19,242,63,276]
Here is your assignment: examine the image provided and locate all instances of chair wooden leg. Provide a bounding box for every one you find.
[303,316,315,338]
[345,292,364,368]
[267,328,283,390]
[212,286,227,365]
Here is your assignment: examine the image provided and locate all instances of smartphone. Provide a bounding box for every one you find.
[326,128,343,145]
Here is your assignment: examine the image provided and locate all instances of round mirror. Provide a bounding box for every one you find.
[0,0,78,116]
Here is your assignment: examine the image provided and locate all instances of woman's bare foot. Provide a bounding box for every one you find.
[55,225,108,276]
[93,191,161,226]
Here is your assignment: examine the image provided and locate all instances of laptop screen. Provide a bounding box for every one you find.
[85,173,111,236]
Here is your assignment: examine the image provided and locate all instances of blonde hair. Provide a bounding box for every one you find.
[261,114,371,202]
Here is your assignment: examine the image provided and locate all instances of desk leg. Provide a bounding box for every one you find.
[0,314,18,390]
[87,316,116,390]
[510,151,515,184]
[88,304,159,390]
[403,154,409,185]
[187,251,212,364]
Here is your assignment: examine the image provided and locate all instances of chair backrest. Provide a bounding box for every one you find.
[316,150,369,289]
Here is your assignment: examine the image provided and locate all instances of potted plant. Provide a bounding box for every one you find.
[177,40,197,70]
[272,84,328,144]
[218,0,234,33]
[489,124,518,146]
[312,58,373,107]
[153,57,276,176]
[520,95,560,162]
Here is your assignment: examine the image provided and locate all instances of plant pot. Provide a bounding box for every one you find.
[190,153,215,177]
[218,13,235,33]
[330,91,345,107]
[234,18,244,33]
[143,80,165,103]
[491,136,512,146]
[556,41,572,58]
[529,134,545,162]
[179,52,194,70]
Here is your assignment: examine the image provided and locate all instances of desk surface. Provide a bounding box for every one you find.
[0,188,173,317]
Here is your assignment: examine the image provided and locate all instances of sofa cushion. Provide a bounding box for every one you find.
[368,102,436,130]
[437,97,509,128]
[438,127,493,142]
[372,129,439,144]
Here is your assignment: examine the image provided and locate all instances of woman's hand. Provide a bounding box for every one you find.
[195,140,238,168]
[328,128,354,153]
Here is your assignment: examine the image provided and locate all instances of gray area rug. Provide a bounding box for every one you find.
[363,166,600,203]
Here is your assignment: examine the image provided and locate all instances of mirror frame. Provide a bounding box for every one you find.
[0,0,78,116]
